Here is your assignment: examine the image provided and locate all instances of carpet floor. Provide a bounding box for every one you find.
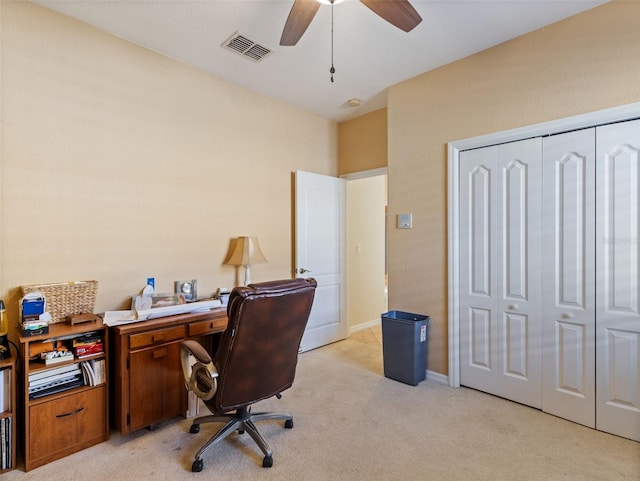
[5,330,639,480]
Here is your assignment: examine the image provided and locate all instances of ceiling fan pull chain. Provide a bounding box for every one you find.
[330,0,335,83]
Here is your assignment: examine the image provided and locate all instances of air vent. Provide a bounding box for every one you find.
[222,32,273,62]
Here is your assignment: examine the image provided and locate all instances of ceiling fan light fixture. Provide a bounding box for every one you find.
[317,0,346,5]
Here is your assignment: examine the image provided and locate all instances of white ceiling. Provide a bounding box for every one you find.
[31,0,607,122]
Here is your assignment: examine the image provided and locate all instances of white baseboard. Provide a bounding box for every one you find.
[350,320,449,385]
[349,318,381,334]
[426,370,448,385]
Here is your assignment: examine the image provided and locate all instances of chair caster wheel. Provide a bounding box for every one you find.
[263,455,273,468]
[192,459,204,472]
[190,424,200,434]
[284,419,293,429]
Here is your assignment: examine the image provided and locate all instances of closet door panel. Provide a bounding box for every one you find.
[497,139,542,408]
[542,129,596,427]
[460,147,499,393]
[596,119,640,442]
[460,138,542,409]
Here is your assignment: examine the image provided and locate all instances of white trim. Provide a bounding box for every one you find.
[447,102,640,389]
[340,167,388,180]
[349,318,381,335]
[426,370,449,385]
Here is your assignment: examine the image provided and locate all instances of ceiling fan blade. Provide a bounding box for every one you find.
[280,0,321,46]
[360,0,423,32]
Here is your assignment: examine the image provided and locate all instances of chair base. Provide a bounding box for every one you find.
[189,406,293,472]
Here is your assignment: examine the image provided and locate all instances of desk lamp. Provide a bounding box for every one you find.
[0,300,11,360]
[224,236,267,286]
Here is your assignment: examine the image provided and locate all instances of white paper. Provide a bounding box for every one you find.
[136,299,222,320]
[103,310,138,326]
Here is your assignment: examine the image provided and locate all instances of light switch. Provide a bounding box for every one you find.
[397,213,412,229]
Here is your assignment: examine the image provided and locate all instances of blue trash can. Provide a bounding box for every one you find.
[381,311,429,386]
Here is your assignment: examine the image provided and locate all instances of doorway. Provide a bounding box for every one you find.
[344,169,388,334]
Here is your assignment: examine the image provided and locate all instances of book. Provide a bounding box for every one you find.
[1,370,10,415]
[29,362,80,382]
[1,416,5,470]
[29,377,83,400]
[0,371,4,415]
[80,361,95,386]
[29,368,82,388]
[6,416,11,469]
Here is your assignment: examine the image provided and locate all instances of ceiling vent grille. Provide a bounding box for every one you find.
[222,32,273,62]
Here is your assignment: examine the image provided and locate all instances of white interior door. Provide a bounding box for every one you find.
[459,138,542,408]
[295,170,347,353]
[542,128,596,428]
[595,119,640,442]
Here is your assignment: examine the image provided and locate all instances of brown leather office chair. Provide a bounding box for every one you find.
[180,278,317,472]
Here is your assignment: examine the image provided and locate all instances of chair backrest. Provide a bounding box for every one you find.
[208,278,317,413]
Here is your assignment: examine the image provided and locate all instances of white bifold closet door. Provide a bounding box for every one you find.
[460,119,640,442]
[459,138,542,409]
[541,128,596,428]
[595,119,640,442]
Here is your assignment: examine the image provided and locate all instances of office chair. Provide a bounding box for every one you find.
[180,278,317,472]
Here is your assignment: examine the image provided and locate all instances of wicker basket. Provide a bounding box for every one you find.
[21,280,99,324]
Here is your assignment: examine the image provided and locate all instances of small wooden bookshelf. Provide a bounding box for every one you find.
[0,359,16,473]
[18,320,108,471]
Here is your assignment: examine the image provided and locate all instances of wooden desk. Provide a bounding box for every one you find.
[109,308,227,435]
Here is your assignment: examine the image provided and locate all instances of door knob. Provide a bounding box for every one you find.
[561,313,574,319]
[298,268,311,274]
[508,304,519,311]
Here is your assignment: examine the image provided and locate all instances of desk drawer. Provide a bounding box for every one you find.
[129,326,185,350]
[188,318,227,337]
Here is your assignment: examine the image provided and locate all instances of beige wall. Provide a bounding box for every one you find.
[0,2,337,336]
[346,175,387,330]
[387,1,640,375]
[338,108,387,175]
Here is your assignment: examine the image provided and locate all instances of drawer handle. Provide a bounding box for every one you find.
[152,335,166,343]
[56,407,84,418]
[153,348,168,359]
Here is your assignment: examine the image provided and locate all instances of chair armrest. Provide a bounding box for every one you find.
[181,340,219,401]
[182,339,212,364]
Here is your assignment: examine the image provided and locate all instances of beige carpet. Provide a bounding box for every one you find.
[6,333,639,481]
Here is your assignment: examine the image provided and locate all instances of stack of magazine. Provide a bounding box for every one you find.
[28,364,83,400]
[79,359,106,386]
[28,359,106,400]
[1,416,11,470]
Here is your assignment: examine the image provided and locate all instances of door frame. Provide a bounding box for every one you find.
[447,102,640,388]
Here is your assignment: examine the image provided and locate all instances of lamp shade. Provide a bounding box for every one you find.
[225,236,267,267]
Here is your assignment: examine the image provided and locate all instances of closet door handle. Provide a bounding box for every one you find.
[561,313,574,320]
[508,304,519,311]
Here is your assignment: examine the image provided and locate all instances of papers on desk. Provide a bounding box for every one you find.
[136,298,222,320]
[103,310,137,327]
[103,299,223,327]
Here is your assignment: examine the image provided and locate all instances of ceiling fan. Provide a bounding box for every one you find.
[280,0,423,46]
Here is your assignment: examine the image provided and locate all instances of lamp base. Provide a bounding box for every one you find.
[0,335,11,360]
[243,265,252,286]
